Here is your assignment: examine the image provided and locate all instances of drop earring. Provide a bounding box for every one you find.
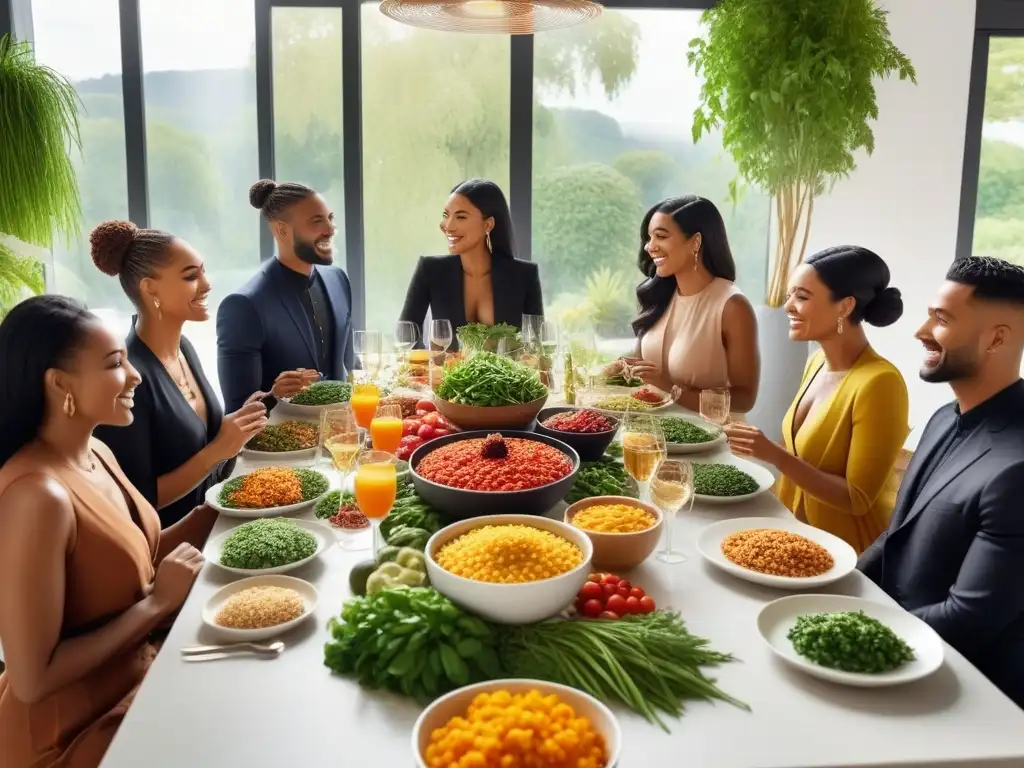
[153,298,162,321]
[485,232,492,253]
[837,317,844,335]
[63,392,76,418]
[692,248,700,271]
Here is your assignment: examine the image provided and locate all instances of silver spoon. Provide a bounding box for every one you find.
[181,640,285,656]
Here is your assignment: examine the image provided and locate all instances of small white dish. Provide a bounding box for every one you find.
[412,679,622,768]
[757,593,945,687]
[660,414,727,455]
[206,519,333,576]
[693,456,775,504]
[205,470,330,519]
[239,446,318,464]
[697,516,858,589]
[201,574,318,642]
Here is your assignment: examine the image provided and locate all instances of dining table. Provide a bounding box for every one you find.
[100,401,1024,768]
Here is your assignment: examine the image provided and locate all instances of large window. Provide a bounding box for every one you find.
[533,9,769,348]
[972,37,1024,265]
[360,6,511,333]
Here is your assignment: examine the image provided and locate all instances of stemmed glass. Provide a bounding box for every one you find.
[369,403,404,456]
[320,406,367,550]
[353,330,383,383]
[651,459,693,564]
[700,387,731,429]
[539,320,559,390]
[354,450,398,555]
[394,321,419,363]
[429,319,453,354]
[620,412,667,504]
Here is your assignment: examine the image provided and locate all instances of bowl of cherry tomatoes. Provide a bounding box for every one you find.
[573,572,657,621]
[395,399,460,462]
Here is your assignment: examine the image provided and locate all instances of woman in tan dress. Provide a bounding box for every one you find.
[628,196,760,415]
[0,295,206,768]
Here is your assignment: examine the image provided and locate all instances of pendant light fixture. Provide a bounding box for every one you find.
[379,0,603,35]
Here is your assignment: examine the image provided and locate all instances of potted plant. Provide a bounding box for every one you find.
[687,0,915,437]
[0,34,83,315]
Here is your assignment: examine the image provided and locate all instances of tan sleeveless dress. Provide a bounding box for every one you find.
[0,438,160,768]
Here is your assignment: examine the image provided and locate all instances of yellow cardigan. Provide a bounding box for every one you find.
[775,347,909,554]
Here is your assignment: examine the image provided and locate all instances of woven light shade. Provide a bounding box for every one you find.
[379,0,602,34]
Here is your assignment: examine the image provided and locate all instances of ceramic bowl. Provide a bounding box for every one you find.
[564,495,662,571]
[534,407,619,461]
[432,394,548,431]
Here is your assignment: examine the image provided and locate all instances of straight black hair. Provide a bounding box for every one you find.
[451,179,516,261]
[806,245,903,327]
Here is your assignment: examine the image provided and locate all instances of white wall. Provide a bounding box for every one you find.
[805,0,977,448]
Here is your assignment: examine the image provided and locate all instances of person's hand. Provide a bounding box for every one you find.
[211,395,268,460]
[724,422,783,465]
[624,356,662,384]
[150,542,204,615]
[272,368,321,399]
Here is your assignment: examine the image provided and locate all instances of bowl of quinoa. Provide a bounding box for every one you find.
[564,496,663,571]
[425,514,593,624]
[202,575,318,641]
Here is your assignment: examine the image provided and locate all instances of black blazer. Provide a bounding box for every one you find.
[95,326,234,528]
[858,381,1024,708]
[217,258,354,412]
[399,255,544,350]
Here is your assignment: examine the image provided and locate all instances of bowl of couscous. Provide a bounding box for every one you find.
[413,679,622,768]
[424,515,593,624]
[201,574,318,642]
[564,496,663,571]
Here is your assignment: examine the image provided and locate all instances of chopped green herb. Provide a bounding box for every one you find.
[289,380,352,406]
[661,417,716,445]
[295,468,330,500]
[693,463,759,497]
[219,519,317,569]
[788,611,915,674]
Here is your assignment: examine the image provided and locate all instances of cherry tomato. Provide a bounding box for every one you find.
[402,418,422,436]
[579,581,603,601]
[602,583,618,598]
[601,574,620,585]
[396,446,412,461]
[638,595,656,614]
[416,399,436,413]
[421,412,442,428]
[605,594,628,616]
[582,599,604,618]
[417,424,437,440]
[598,611,620,621]
[617,579,631,591]
[432,428,451,438]
[617,586,630,598]
[587,573,602,584]
[629,586,645,599]
[625,596,642,614]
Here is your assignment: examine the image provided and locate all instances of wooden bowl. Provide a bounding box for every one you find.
[432,394,548,430]
[564,495,663,571]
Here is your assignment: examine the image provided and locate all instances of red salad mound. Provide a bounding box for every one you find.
[416,435,573,492]
[540,409,614,434]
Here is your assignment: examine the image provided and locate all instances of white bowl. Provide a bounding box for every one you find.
[692,456,776,504]
[201,574,318,642]
[660,413,727,455]
[757,593,945,687]
[425,514,593,625]
[697,516,858,589]
[204,469,331,519]
[206,519,334,576]
[412,679,622,768]
[239,446,318,464]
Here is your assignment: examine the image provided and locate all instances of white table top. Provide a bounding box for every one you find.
[101,437,1024,768]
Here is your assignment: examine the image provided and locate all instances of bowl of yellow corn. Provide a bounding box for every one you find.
[425,515,593,624]
[413,679,622,768]
[565,496,663,571]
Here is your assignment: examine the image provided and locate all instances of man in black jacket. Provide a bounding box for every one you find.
[859,256,1024,708]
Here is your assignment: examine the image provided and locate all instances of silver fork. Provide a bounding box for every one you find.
[180,640,285,662]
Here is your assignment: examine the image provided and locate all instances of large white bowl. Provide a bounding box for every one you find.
[425,514,593,625]
[757,594,945,687]
[412,679,622,768]
[201,574,318,642]
[206,519,334,576]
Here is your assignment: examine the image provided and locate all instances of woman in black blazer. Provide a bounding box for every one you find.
[399,179,543,349]
[90,220,268,536]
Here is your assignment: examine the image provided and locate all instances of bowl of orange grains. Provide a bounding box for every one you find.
[205,466,331,518]
[425,514,593,624]
[413,679,621,768]
[535,407,620,461]
[565,496,663,571]
[409,430,579,519]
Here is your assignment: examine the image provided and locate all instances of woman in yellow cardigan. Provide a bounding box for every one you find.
[725,246,909,553]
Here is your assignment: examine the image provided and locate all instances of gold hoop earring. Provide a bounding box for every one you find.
[485,232,492,253]
[837,317,844,335]
[63,392,76,418]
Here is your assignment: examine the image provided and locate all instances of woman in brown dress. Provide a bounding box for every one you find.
[0,296,206,768]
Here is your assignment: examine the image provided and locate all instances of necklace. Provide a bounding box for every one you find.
[164,352,197,403]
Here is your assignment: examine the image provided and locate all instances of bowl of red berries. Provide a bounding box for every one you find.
[534,407,619,461]
[573,572,657,621]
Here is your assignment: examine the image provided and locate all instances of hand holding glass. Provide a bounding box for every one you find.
[651,459,693,564]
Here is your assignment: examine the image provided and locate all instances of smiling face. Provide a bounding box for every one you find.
[644,212,700,278]
[281,193,336,266]
[916,281,1001,383]
[440,193,492,255]
[139,239,211,323]
[48,321,142,427]
[783,263,855,342]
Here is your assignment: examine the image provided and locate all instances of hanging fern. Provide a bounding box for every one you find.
[0,34,83,310]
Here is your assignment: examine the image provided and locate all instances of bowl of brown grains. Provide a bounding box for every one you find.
[697,517,857,589]
[202,575,318,641]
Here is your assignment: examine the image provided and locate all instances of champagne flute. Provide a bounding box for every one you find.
[651,459,693,564]
[353,330,383,383]
[539,320,559,390]
[620,412,667,504]
[320,406,362,483]
[700,387,731,428]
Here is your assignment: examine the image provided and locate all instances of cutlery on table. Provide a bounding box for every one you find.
[180,641,285,660]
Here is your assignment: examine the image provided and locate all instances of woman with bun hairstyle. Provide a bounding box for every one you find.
[725,246,910,552]
[0,296,205,767]
[90,220,269,531]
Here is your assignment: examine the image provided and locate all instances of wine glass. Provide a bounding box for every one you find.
[353,330,383,382]
[429,319,453,353]
[354,450,398,555]
[538,320,559,390]
[620,412,667,504]
[700,387,731,428]
[394,321,419,362]
[320,406,363,481]
[651,459,693,564]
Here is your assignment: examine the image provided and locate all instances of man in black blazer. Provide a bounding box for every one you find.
[859,256,1024,708]
[217,180,354,412]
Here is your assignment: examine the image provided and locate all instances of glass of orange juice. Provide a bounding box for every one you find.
[350,383,380,429]
[370,404,404,455]
[354,451,398,553]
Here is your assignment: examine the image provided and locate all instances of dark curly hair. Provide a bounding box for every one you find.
[249,179,317,221]
[947,256,1024,305]
[89,220,176,308]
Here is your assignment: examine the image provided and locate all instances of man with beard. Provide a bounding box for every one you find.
[858,256,1024,708]
[216,179,354,411]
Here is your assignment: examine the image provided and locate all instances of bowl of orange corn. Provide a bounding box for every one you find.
[413,679,621,768]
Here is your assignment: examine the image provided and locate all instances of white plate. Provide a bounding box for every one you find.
[592,400,673,418]
[239,446,318,463]
[757,593,945,687]
[201,575,318,642]
[660,414,727,455]
[697,516,858,589]
[205,470,331,519]
[273,399,346,419]
[693,456,775,504]
[206,519,333,576]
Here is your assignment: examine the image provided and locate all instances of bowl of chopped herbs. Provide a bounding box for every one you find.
[692,458,774,504]
[277,380,352,418]
[659,415,726,455]
[207,518,332,575]
[206,466,332,518]
[757,594,944,687]
[241,420,320,462]
[433,352,548,430]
